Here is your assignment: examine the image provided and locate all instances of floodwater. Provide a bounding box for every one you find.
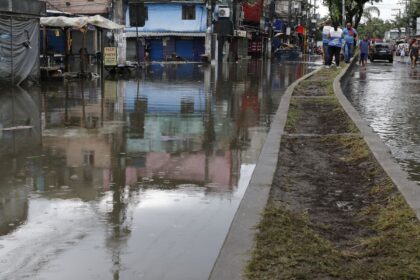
[343,61,420,183]
[0,59,319,280]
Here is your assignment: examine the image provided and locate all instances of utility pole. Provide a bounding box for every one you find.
[113,0,126,65]
[288,0,292,33]
[405,0,410,37]
[342,0,345,27]
[397,0,411,37]
[392,8,402,38]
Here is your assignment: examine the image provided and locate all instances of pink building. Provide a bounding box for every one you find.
[46,0,111,15]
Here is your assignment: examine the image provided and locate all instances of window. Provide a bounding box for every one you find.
[182,5,195,20]
[83,151,95,166]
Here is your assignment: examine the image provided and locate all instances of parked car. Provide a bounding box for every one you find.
[369,43,393,63]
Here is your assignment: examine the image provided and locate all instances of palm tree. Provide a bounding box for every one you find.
[362,6,380,21]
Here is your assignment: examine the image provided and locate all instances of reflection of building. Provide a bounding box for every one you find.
[37,79,125,201]
[0,87,42,159]
[43,81,103,129]
[35,62,280,201]
[0,87,41,236]
[123,77,239,189]
[0,181,29,236]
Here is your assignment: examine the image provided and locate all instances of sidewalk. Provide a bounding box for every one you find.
[211,62,420,279]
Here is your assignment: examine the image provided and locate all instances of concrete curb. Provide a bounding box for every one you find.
[334,59,420,219]
[208,66,323,280]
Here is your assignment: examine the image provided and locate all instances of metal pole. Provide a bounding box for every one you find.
[10,16,14,85]
[342,0,345,26]
[43,26,47,67]
[405,0,409,37]
[81,30,86,75]
[288,0,292,44]
[136,26,140,65]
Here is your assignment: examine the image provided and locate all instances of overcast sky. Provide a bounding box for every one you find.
[318,0,404,21]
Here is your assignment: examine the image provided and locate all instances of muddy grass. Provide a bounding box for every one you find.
[292,80,333,96]
[285,98,358,135]
[246,67,420,279]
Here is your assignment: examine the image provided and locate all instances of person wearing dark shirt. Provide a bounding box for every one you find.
[343,22,358,63]
[359,35,370,69]
[409,39,419,69]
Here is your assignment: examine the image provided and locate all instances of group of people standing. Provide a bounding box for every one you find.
[322,20,358,68]
[322,19,419,70]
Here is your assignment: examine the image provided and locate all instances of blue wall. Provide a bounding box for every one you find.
[125,3,207,33]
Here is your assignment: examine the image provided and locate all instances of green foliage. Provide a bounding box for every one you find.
[323,0,382,28]
[357,18,393,38]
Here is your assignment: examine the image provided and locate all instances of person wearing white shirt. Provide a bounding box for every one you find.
[327,23,344,67]
[322,20,332,65]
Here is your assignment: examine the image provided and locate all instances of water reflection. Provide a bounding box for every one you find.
[0,60,317,280]
[0,87,41,236]
[343,63,420,183]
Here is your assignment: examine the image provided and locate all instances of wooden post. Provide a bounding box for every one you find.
[43,26,47,67]
[64,27,69,72]
[81,29,86,75]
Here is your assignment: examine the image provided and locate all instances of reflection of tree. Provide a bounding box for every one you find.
[203,87,215,183]
[43,80,103,129]
[105,96,134,280]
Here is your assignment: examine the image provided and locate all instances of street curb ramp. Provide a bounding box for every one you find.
[208,66,323,280]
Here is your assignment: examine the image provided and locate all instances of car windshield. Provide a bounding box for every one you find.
[375,45,389,50]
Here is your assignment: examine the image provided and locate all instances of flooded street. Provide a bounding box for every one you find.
[343,62,420,183]
[0,59,318,280]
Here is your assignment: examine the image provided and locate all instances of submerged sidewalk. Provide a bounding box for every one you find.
[211,63,420,280]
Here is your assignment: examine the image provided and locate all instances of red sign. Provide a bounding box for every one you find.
[296,25,305,34]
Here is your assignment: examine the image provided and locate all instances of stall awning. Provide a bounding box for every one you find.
[40,15,124,30]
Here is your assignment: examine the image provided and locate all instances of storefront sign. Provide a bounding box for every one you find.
[104,47,117,66]
[235,30,247,37]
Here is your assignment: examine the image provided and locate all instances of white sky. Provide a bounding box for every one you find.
[318,0,403,21]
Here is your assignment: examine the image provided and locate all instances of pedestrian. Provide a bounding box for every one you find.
[343,22,358,63]
[322,19,332,66]
[400,45,406,63]
[359,35,370,69]
[409,39,419,69]
[327,22,344,68]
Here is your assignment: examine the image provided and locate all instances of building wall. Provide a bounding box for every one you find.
[47,0,111,15]
[125,3,207,33]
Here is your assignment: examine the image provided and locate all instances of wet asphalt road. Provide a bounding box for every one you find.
[343,59,420,183]
[0,59,320,280]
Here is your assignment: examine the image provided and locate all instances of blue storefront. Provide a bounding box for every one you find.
[149,39,164,61]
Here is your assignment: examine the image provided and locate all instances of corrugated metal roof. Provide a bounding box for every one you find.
[124,31,206,37]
